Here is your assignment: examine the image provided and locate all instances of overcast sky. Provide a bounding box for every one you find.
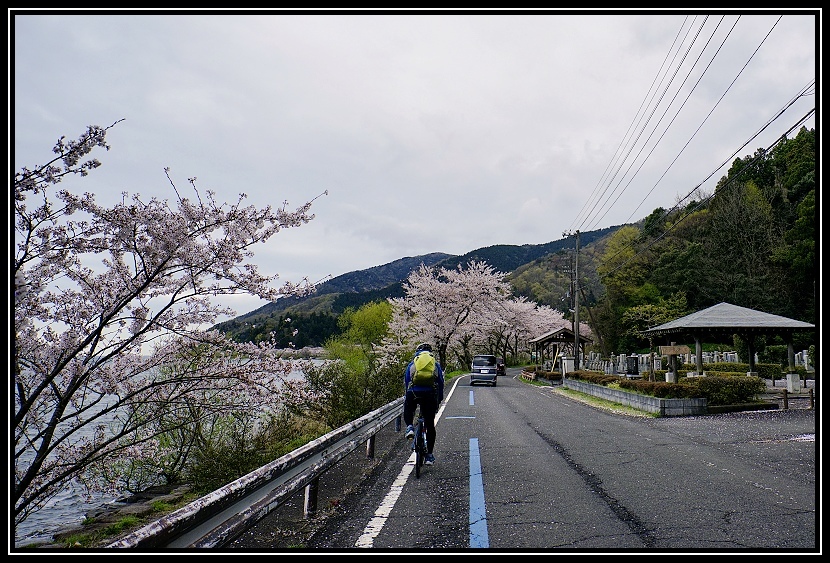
[11,10,818,321]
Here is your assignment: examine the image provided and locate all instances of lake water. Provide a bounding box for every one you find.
[14,361,317,547]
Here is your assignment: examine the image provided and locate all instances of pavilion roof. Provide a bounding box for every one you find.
[528,326,593,346]
[641,302,814,337]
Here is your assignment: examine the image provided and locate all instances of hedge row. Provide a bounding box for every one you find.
[565,370,766,406]
[676,362,781,380]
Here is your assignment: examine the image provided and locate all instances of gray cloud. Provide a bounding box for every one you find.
[12,10,818,320]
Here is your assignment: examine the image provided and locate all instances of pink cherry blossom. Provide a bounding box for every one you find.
[13,121,324,533]
[379,260,590,371]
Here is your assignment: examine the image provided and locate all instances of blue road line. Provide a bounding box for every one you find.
[469,389,475,405]
[469,438,489,548]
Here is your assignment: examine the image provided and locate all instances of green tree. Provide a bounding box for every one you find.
[769,189,816,322]
[290,301,403,428]
[646,206,709,310]
[700,179,775,310]
[622,292,689,348]
[593,225,655,353]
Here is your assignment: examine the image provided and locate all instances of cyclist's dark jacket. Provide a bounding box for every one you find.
[404,351,445,403]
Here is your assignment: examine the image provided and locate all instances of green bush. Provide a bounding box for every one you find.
[760,344,789,366]
[678,362,781,380]
[618,379,700,398]
[680,375,766,405]
[185,410,328,494]
[809,344,816,372]
[536,369,562,381]
[565,370,622,386]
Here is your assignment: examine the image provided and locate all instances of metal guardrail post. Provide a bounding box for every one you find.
[304,478,319,518]
[366,435,375,459]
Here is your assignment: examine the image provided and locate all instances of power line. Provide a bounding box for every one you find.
[592,77,815,279]
[590,108,814,286]
[569,15,698,231]
[578,15,720,232]
[561,14,814,319]
[584,15,744,232]
[613,15,785,229]
[570,15,706,232]
[574,14,795,236]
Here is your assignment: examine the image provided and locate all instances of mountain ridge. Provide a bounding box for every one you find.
[215,225,623,331]
[231,252,453,322]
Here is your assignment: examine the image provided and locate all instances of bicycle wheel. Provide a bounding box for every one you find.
[419,426,428,468]
[414,420,424,478]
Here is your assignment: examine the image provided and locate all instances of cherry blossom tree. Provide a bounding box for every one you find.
[385,261,511,369]
[382,260,580,371]
[482,297,571,363]
[13,121,324,533]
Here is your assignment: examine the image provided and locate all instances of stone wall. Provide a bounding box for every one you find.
[563,377,707,416]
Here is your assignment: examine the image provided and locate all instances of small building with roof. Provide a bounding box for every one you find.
[528,327,593,371]
[641,302,815,376]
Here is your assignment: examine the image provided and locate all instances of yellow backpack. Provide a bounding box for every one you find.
[411,351,437,387]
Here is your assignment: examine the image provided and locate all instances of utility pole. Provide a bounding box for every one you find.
[573,230,580,370]
[563,229,581,370]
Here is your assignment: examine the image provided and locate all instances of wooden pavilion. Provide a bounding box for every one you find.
[641,302,815,376]
[528,327,593,370]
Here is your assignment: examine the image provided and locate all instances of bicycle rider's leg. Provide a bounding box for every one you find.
[422,393,438,454]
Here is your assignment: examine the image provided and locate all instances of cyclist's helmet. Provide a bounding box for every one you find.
[416,343,433,353]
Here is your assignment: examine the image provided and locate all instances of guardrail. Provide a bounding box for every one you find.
[520,370,536,381]
[107,396,404,549]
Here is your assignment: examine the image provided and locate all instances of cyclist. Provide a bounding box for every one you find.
[403,343,444,466]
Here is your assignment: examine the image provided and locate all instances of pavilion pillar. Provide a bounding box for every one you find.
[786,334,796,372]
[695,336,703,376]
[746,334,757,376]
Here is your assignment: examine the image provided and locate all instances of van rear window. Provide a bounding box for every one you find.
[473,356,496,366]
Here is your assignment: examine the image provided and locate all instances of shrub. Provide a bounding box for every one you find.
[185,410,327,494]
[566,370,623,386]
[809,345,816,372]
[760,344,789,366]
[566,370,766,405]
[676,362,779,379]
[536,369,562,381]
[618,379,700,398]
[681,375,766,405]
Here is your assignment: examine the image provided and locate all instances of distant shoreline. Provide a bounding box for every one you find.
[279,346,327,359]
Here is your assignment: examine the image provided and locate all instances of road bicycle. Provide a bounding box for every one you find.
[411,407,428,478]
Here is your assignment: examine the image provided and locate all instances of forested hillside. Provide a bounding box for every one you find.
[588,126,816,357]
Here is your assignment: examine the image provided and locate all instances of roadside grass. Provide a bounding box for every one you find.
[45,490,201,549]
[444,369,465,383]
[53,515,142,548]
[522,377,656,418]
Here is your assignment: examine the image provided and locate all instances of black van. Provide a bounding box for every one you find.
[471,354,499,386]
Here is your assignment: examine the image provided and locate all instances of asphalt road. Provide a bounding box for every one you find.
[230,368,817,554]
